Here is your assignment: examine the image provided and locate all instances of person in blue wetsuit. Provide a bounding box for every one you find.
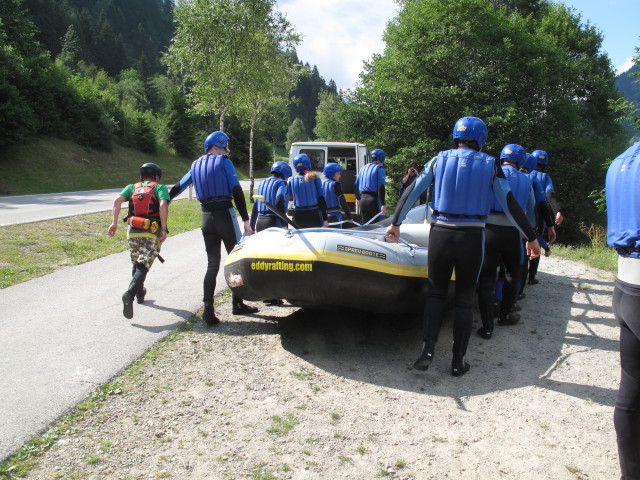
[606,142,640,480]
[528,149,563,284]
[476,144,537,339]
[170,131,258,326]
[322,162,353,228]
[287,154,329,228]
[385,117,540,377]
[355,149,387,223]
[250,161,291,232]
[517,152,556,300]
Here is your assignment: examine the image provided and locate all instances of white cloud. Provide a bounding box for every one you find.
[277,0,398,91]
[616,57,636,75]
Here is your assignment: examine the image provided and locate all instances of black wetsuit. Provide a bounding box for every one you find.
[392,150,537,370]
[477,224,523,330]
[613,277,640,479]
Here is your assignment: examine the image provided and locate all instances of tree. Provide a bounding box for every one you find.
[164,85,195,158]
[164,0,287,131]
[58,24,80,70]
[314,91,350,141]
[286,118,309,150]
[234,11,299,198]
[347,0,625,241]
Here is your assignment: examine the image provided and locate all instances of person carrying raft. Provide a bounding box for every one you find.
[385,116,540,377]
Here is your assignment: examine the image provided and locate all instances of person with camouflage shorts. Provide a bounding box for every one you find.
[108,163,169,319]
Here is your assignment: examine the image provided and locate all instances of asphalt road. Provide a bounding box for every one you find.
[0,180,259,227]
[0,180,262,462]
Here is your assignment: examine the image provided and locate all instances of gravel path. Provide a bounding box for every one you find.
[22,256,620,480]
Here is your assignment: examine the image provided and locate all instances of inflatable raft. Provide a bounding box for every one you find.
[224,205,431,314]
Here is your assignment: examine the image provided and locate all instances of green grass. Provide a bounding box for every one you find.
[0,191,255,289]
[266,414,299,437]
[0,137,269,196]
[553,243,617,273]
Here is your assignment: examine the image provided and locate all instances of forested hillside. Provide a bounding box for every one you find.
[0,0,334,166]
[23,0,174,75]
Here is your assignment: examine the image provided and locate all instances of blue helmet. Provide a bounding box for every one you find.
[532,149,548,166]
[370,149,386,163]
[523,153,537,172]
[323,162,343,180]
[452,116,488,149]
[271,160,292,180]
[500,144,526,168]
[203,131,229,150]
[293,154,311,172]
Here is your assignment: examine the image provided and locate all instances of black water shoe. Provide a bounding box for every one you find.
[452,361,470,377]
[477,327,493,340]
[122,292,134,319]
[413,341,435,371]
[232,303,258,315]
[498,313,521,326]
[202,304,220,326]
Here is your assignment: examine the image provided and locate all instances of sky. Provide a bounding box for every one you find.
[276,0,640,92]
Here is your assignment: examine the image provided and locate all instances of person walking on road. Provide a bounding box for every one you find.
[385,117,540,377]
[170,131,257,326]
[108,163,169,319]
[606,142,640,480]
[355,148,387,224]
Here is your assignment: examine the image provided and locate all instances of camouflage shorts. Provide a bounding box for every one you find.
[128,237,160,269]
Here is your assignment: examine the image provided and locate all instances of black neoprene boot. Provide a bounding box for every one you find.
[452,358,470,377]
[498,312,521,326]
[202,302,220,326]
[232,302,258,315]
[122,291,134,319]
[413,339,435,371]
[136,287,147,304]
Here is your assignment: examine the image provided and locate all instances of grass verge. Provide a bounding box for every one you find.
[0,194,251,289]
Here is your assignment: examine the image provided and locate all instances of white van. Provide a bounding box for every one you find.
[289,141,368,214]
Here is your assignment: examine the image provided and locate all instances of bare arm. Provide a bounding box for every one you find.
[157,199,168,243]
[108,196,127,237]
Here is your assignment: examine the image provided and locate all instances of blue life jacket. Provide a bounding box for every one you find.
[256,177,285,215]
[432,149,496,221]
[530,170,553,193]
[357,163,384,193]
[529,175,546,203]
[191,154,232,202]
[606,142,640,257]
[322,179,340,211]
[492,164,532,213]
[289,174,322,210]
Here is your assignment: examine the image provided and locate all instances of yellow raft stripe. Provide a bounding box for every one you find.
[227,248,427,278]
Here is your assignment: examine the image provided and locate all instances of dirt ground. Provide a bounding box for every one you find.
[23,255,620,480]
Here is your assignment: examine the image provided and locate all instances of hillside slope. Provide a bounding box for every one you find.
[0,138,194,196]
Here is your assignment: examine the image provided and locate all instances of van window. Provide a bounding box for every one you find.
[327,147,357,171]
[300,149,325,171]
